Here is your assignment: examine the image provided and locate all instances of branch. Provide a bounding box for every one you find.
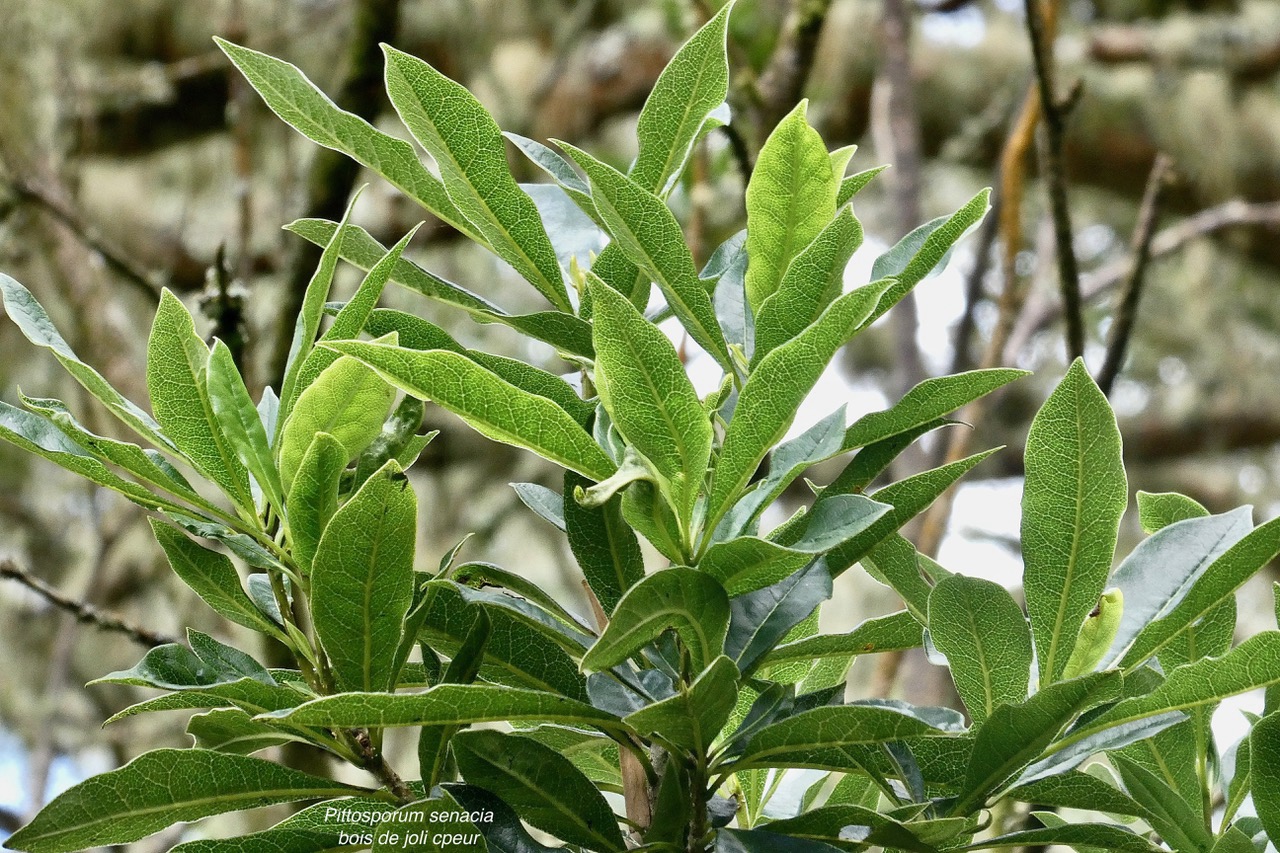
[1025,0,1084,360]
[1096,153,1173,396]
[1005,199,1280,357]
[0,558,180,648]
[756,0,837,134]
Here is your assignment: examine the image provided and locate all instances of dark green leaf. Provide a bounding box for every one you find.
[564,470,644,615]
[1249,712,1280,846]
[624,655,739,754]
[728,561,833,674]
[733,704,955,772]
[760,611,924,670]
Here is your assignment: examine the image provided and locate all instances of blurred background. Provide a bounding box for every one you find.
[1,0,1279,847]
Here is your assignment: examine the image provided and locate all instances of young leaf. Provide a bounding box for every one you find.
[285,433,349,575]
[147,289,253,505]
[3,749,367,853]
[1062,588,1124,679]
[1119,514,1280,670]
[1110,753,1213,853]
[1102,507,1251,668]
[186,708,298,755]
[148,519,284,640]
[214,39,475,237]
[382,46,572,312]
[1022,358,1127,685]
[953,671,1123,814]
[0,274,174,451]
[588,276,712,523]
[743,100,839,314]
[323,340,616,482]
[752,205,863,364]
[563,470,645,615]
[837,165,890,205]
[453,729,626,852]
[706,279,894,532]
[927,575,1032,725]
[278,353,395,489]
[580,568,730,675]
[206,339,284,512]
[624,655,739,755]
[1136,490,1210,534]
[310,460,416,692]
[555,141,732,371]
[630,0,732,194]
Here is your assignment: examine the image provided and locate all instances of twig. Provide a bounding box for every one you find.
[756,0,836,134]
[0,558,180,648]
[1024,0,1084,361]
[1005,199,1280,357]
[949,188,1001,376]
[1096,154,1173,396]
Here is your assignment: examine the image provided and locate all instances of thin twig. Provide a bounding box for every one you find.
[1024,0,1084,361]
[949,188,1002,376]
[1005,199,1280,356]
[0,557,180,648]
[1096,153,1173,396]
[756,0,836,135]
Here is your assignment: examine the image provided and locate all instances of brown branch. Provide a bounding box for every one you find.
[1096,153,1173,396]
[0,558,180,648]
[756,0,836,133]
[1025,0,1083,361]
[1005,200,1280,357]
[949,188,1001,375]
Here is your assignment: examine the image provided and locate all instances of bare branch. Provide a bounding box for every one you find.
[1096,153,1173,396]
[0,558,180,648]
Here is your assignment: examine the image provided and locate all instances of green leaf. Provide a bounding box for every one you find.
[19,394,201,504]
[1016,712,1187,789]
[1008,770,1153,820]
[743,100,838,314]
[727,561,833,674]
[147,289,252,505]
[837,165,890,206]
[840,368,1028,452]
[371,792,487,853]
[716,828,844,853]
[3,749,367,853]
[624,655,739,754]
[1136,490,1209,534]
[1103,508,1252,668]
[823,449,1002,580]
[630,1,732,194]
[862,189,991,327]
[206,339,284,511]
[310,460,416,693]
[278,353,395,490]
[284,432,347,574]
[588,276,711,523]
[418,605,490,789]
[1068,633,1280,755]
[1062,588,1124,679]
[953,671,1123,814]
[260,684,623,732]
[445,783,562,853]
[452,561,594,635]
[1110,753,1213,853]
[186,709,298,755]
[753,205,863,364]
[1250,712,1280,844]
[453,730,624,851]
[148,519,283,639]
[417,581,588,700]
[382,46,571,312]
[927,575,1032,725]
[324,340,616,482]
[165,797,396,853]
[1119,514,1280,670]
[214,39,475,237]
[763,804,947,853]
[563,470,644,615]
[1022,358,1127,685]
[580,567,730,675]
[556,141,732,371]
[706,279,894,532]
[0,401,184,513]
[955,823,1161,852]
[760,611,924,670]
[0,274,173,451]
[732,705,955,772]
[285,219,597,357]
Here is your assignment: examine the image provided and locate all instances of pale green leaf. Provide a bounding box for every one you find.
[186,709,298,755]
[310,460,416,692]
[760,611,923,670]
[744,100,838,314]
[624,655,739,754]
[1250,712,1280,844]
[207,339,284,511]
[284,432,347,574]
[1136,490,1209,534]
[837,165,890,206]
